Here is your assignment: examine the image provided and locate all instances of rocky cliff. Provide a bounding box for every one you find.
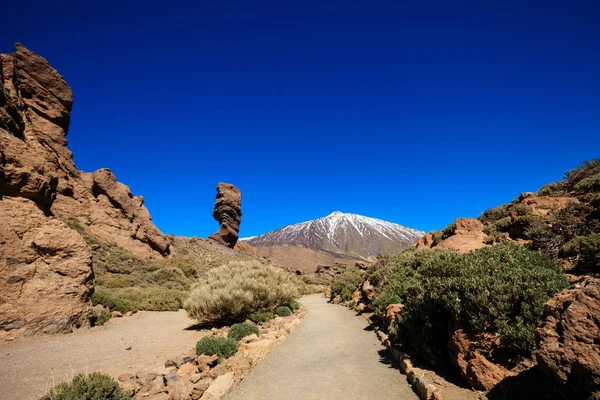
[0,44,170,337]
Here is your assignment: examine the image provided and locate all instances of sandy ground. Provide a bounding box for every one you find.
[0,310,205,400]
[227,295,419,400]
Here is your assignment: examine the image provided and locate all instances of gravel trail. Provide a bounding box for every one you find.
[227,294,418,400]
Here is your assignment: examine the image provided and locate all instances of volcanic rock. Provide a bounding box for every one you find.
[536,277,600,398]
[208,182,242,248]
[0,43,170,337]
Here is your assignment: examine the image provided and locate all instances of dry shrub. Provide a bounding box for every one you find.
[184,260,301,323]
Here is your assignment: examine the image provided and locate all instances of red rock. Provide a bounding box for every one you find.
[208,183,242,248]
[447,326,512,391]
[536,277,600,398]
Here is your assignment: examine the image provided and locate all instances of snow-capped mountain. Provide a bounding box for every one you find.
[244,212,425,273]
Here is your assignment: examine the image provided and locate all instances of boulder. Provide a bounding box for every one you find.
[447,326,512,391]
[208,182,242,248]
[0,197,93,337]
[536,277,600,398]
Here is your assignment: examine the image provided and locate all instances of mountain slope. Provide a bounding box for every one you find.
[245,212,425,273]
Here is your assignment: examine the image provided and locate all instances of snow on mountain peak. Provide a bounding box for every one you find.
[246,212,425,261]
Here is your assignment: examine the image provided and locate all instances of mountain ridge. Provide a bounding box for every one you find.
[245,211,425,273]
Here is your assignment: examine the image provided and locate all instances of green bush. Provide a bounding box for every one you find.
[281,299,300,311]
[195,336,239,361]
[330,267,366,302]
[92,287,186,313]
[249,310,274,324]
[228,323,259,341]
[398,244,568,361]
[441,222,457,239]
[91,311,111,327]
[40,372,129,400]
[366,245,568,365]
[184,260,301,323]
[275,306,292,317]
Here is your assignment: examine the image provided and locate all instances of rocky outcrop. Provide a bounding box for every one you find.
[208,183,242,248]
[0,44,170,337]
[447,327,513,391]
[0,44,94,336]
[0,197,93,336]
[536,277,600,398]
[417,218,487,253]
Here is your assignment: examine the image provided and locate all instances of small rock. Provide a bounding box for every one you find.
[165,356,184,368]
[189,373,204,384]
[240,334,258,344]
[125,311,133,317]
[164,373,180,384]
[180,349,197,364]
[197,354,218,373]
[201,372,235,400]
[118,373,135,382]
[177,362,199,377]
[126,346,132,351]
[111,311,123,318]
[191,379,212,400]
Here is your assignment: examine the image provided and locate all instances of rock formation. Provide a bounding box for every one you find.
[537,276,600,398]
[208,182,242,248]
[0,44,93,336]
[0,43,170,337]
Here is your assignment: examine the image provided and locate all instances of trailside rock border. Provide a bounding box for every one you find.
[118,307,307,400]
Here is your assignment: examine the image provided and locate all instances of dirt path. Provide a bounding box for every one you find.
[227,294,418,400]
[0,310,205,400]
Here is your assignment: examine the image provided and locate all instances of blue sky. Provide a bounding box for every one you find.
[1,1,599,237]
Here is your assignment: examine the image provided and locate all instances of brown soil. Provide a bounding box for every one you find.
[0,310,206,400]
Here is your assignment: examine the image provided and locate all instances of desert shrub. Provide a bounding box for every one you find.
[228,323,259,341]
[394,244,568,362]
[367,248,455,316]
[91,311,111,327]
[430,230,443,245]
[184,260,301,323]
[563,234,600,273]
[479,205,511,224]
[280,299,300,311]
[249,310,274,324]
[275,306,292,317]
[591,193,600,209]
[538,182,565,197]
[484,231,508,245]
[441,222,456,239]
[40,372,129,400]
[195,336,239,361]
[92,287,186,313]
[564,159,600,192]
[329,267,366,302]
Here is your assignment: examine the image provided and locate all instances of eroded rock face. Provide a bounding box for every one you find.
[0,43,169,337]
[0,198,93,336]
[447,326,513,391]
[208,183,242,248]
[536,277,600,398]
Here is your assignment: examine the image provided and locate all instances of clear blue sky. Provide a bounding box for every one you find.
[2,1,598,237]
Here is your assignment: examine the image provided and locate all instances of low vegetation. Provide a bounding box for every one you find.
[228,323,260,341]
[329,267,366,302]
[478,160,600,274]
[362,244,569,365]
[40,373,129,400]
[195,336,239,361]
[86,235,259,313]
[184,260,302,323]
[249,309,274,324]
[275,305,292,317]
